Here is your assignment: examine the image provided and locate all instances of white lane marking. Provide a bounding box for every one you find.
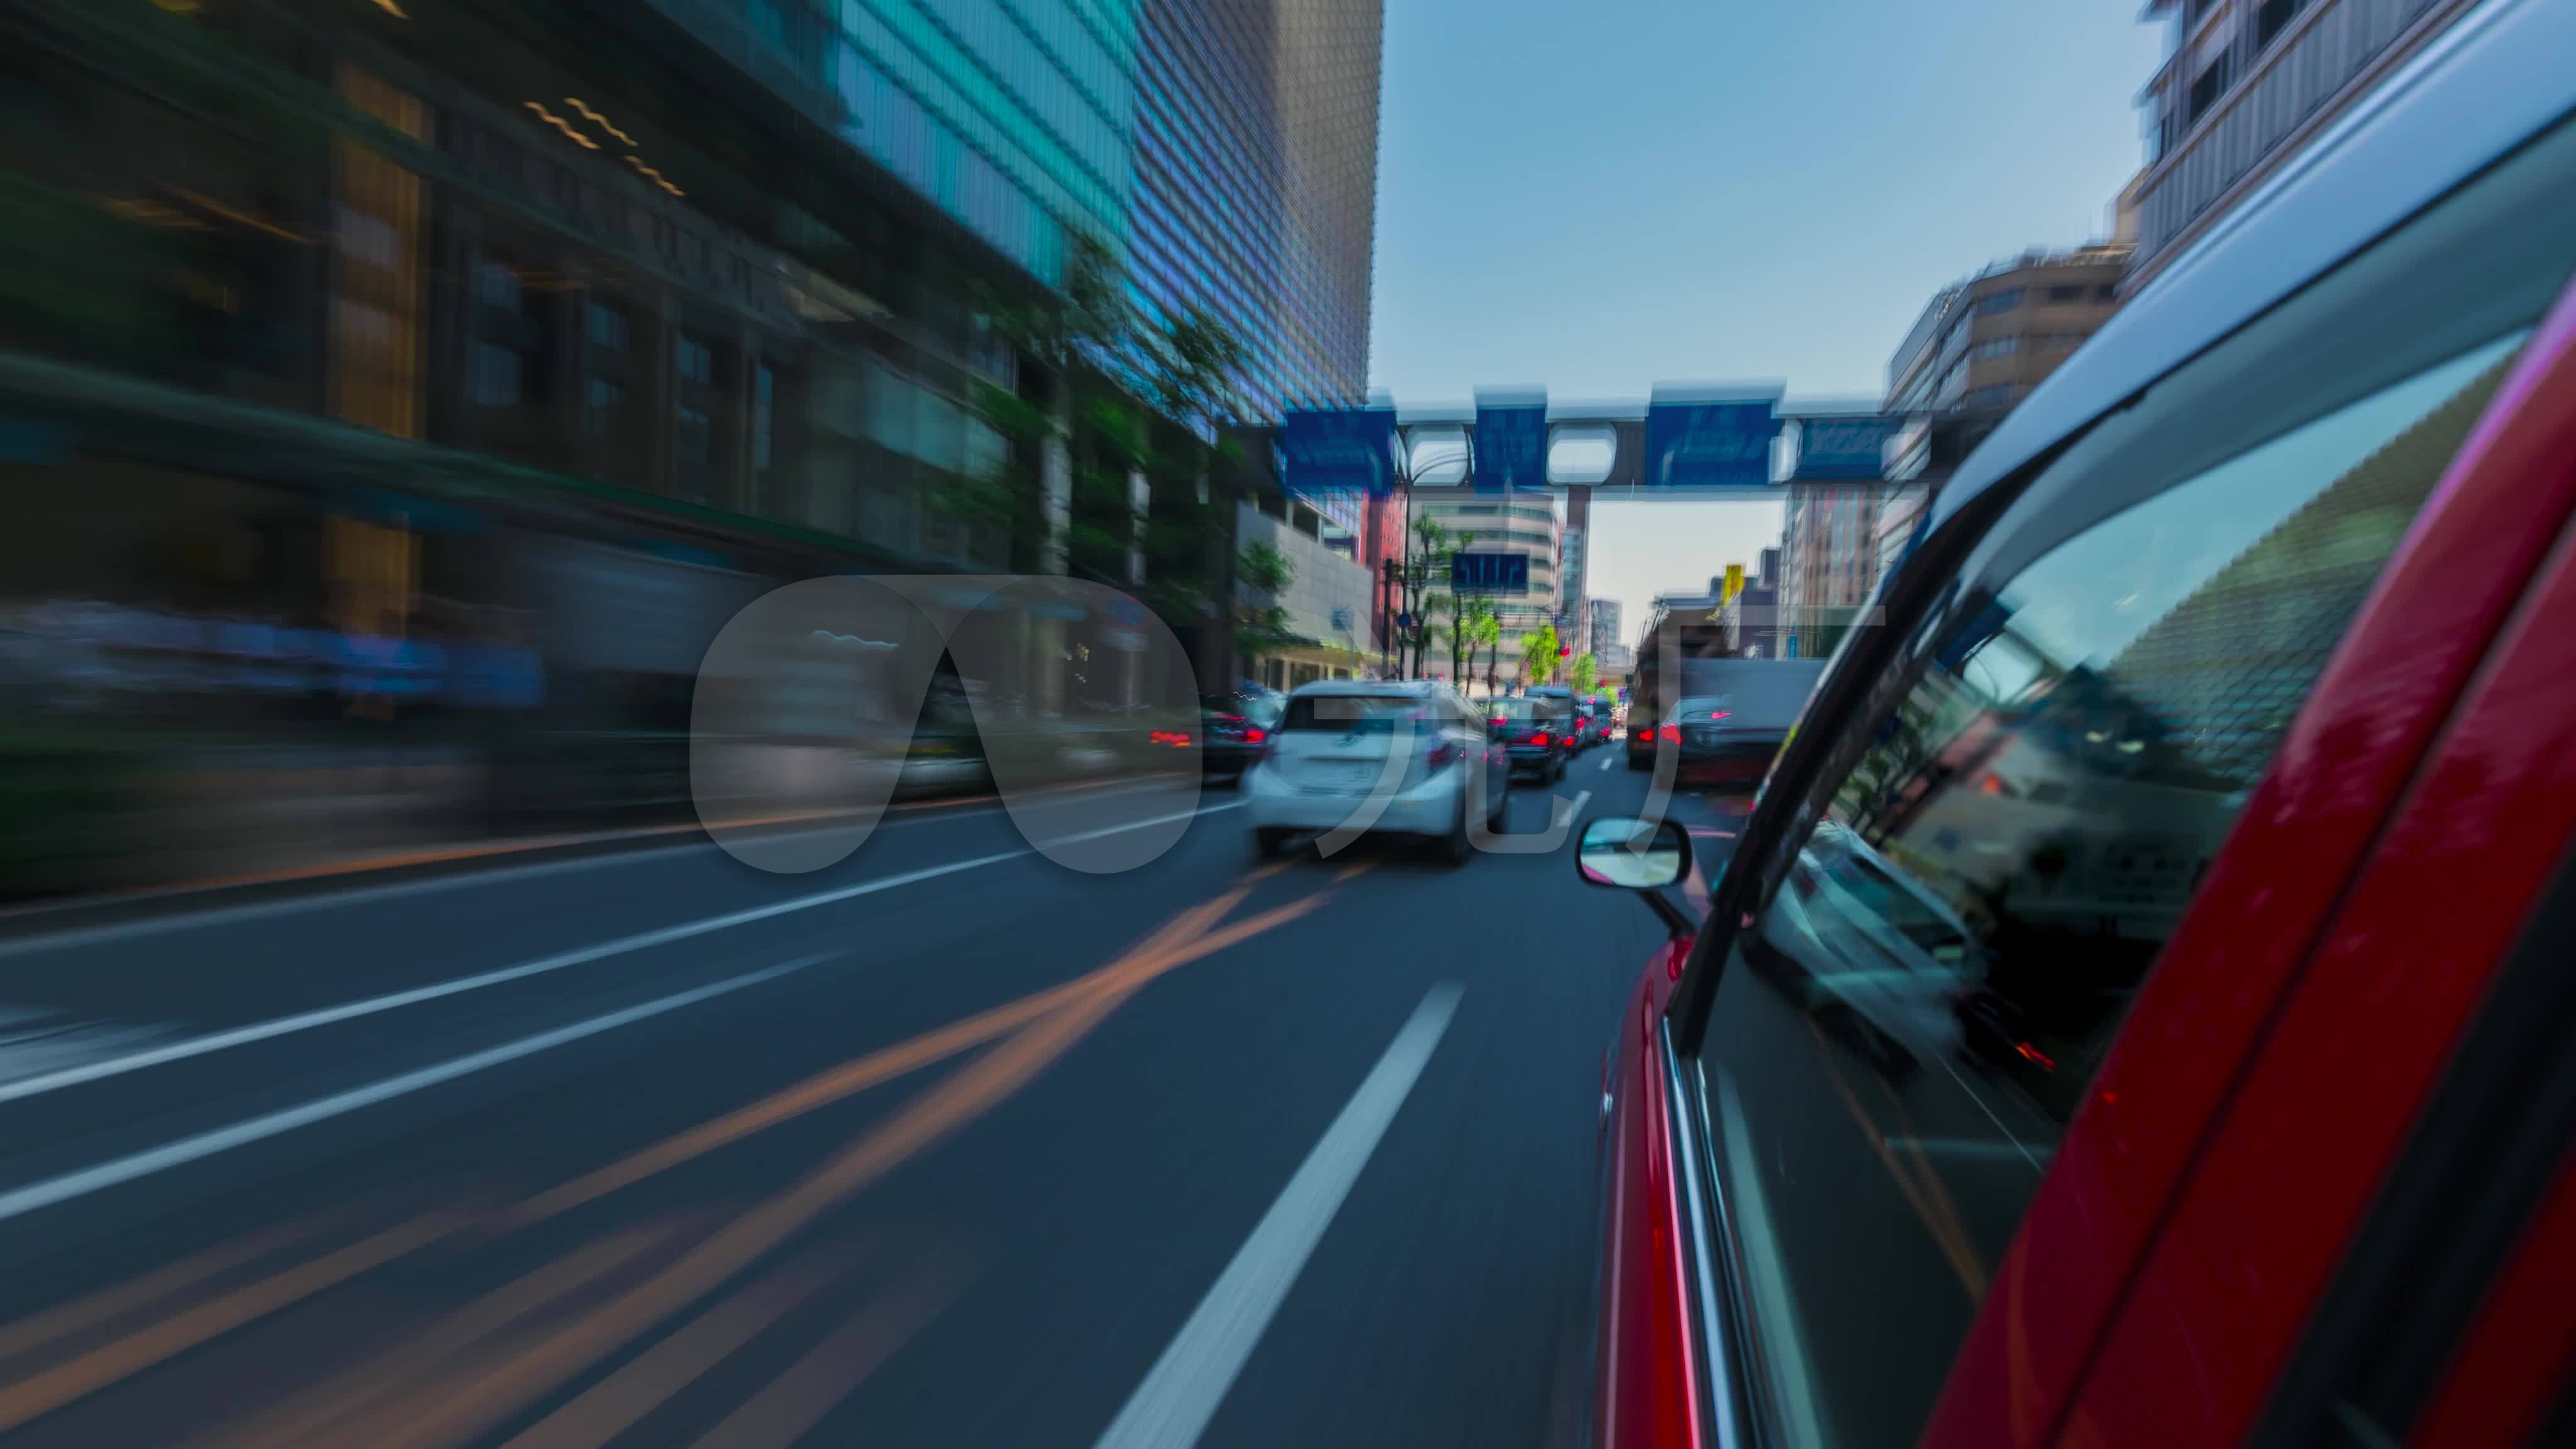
[0,782,1221,960]
[1596,753,1614,773]
[1093,982,1463,1449]
[0,802,1241,1106]
[0,1006,174,1089]
[0,952,836,1224]
[1557,789,1594,828]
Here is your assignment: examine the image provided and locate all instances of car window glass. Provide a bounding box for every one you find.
[1280,694,1423,733]
[1695,322,2536,1449]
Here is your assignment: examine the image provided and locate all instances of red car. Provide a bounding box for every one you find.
[1577,13,2576,1449]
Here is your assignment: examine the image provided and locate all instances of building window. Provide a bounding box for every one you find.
[585,377,623,435]
[475,261,521,312]
[1975,337,2020,360]
[1965,384,2016,409]
[470,341,522,407]
[1975,289,2023,316]
[2257,0,2305,50]
[587,301,628,352]
[2045,284,2086,302]
[674,404,711,465]
[677,333,713,385]
[2187,51,2233,125]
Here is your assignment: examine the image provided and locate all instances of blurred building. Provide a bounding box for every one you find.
[1587,598,1623,663]
[1779,244,2131,658]
[1596,638,1636,684]
[1559,485,1591,652]
[1233,497,1374,690]
[1644,553,1779,662]
[2123,0,2483,296]
[1412,492,1562,683]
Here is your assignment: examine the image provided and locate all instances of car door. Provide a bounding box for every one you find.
[1621,111,2576,1449]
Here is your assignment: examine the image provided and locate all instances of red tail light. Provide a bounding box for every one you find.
[1245,726,1267,744]
[1531,731,1549,747]
[1659,723,1681,743]
[1426,741,1459,769]
[1150,730,1191,748]
[1491,716,1507,727]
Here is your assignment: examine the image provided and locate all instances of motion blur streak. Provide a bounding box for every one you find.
[380,874,1344,1449]
[689,1262,970,1449]
[0,1211,468,1434]
[0,1216,324,1364]
[192,1228,680,1449]
[497,1252,841,1449]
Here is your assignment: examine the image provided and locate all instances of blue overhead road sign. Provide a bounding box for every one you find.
[1450,552,1531,594]
[1792,414,1894,480]
[1282,408,1400,495]
[1472,403,1548,491]
[1643,394,1780,488]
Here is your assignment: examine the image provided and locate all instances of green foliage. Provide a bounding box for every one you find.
[945,234,1248,621]
[1566,652,1596,697]
[1519,623,1562,686]
[1233,541,1304,658]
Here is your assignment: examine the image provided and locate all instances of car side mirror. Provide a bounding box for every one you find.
[1577,816,1699,938]
[1576,817,1692,889]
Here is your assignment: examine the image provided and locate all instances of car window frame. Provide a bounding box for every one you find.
[1672,108,2576,1053]
[1652,109,2576,1449]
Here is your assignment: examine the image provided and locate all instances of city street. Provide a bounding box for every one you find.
[0,752,1735,1449]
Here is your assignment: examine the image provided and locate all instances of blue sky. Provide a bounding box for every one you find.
[1365,0,2166,647]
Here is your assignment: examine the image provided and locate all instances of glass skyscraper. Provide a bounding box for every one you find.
[656,0,1382,414]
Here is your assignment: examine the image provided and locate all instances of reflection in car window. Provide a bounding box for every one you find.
[1699,328,2533,1449]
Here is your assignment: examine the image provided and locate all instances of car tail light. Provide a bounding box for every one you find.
[1531,731,1549,747]
[1150,730,1191,748]
[1426,741,1459,770]
[1244,726,1267,744]
[1659,723,1681,743]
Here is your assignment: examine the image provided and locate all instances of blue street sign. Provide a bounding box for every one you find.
[1792,414,1894,480]
[1450,552,1531,594]
[1643,396,1780,488]
[1282,408,1399,496]
[1472,404,1548,492]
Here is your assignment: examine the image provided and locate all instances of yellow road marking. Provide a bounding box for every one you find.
[0,863,1340,1438]
[497,1255,836,1449]
[0,1216,325,1367]
[194,1226,675,1449]
[0,1211,465,1435]
[382,886,1335,1448]
[689,1261,968,1449]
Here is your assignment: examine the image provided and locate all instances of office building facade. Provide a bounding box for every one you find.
[2124,0,2484,294]
[1588,598,1623,665]
[1413,492,1562,685]
[662,0,1382,416]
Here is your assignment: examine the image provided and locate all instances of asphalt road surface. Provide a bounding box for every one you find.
[0,747,1747,1449]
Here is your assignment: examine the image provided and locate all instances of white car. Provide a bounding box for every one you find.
[1244,679,1508,863]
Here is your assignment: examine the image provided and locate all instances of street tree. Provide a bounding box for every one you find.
[1521,623,1561,687]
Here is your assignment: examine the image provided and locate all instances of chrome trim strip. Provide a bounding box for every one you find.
[1660,1021,1750,1449]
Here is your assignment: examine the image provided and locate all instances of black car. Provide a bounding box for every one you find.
[1195,687,1284,780]
[1489,696,1571,780]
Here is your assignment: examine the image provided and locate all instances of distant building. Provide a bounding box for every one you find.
[1645,550,1782,661]
[1780,243,2133,657]
[1588,599,1623,662]
[2123,0,2483,296]
[1413,492,1562,682]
